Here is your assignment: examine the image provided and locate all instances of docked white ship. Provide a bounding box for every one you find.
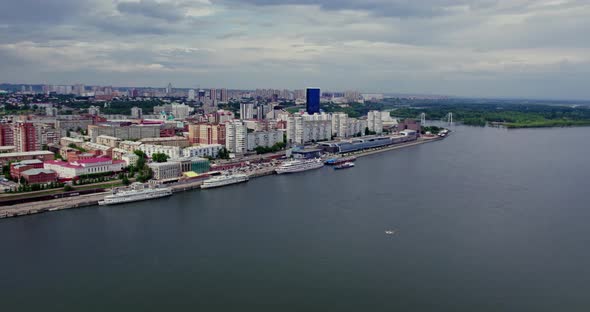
[201,174,249,189]
[98,183,173,206]
[275,159,324,174]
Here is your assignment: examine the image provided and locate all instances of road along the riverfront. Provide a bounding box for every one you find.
[0,136,443,220]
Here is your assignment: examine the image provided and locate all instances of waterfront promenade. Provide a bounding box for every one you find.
[0,136,443,219]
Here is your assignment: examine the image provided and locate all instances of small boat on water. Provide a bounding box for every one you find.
[385,230,397,235]
[325,156,357,165]
[334,162,355,170]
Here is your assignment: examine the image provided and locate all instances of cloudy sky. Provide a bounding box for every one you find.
[1,0,589,99]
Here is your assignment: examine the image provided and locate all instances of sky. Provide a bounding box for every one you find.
[0,0,589,99]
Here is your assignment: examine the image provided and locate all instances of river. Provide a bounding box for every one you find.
[1,125,589,311]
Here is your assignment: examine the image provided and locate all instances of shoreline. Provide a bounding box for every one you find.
[0,136,443,220]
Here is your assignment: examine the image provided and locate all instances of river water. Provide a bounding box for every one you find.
[1,125,589,311]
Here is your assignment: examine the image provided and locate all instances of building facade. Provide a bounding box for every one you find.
[225,120,248,154]
[306,88,321,114]
[188,123,226,145]
[183,144,223,159]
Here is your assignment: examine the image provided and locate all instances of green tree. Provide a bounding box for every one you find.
[64,185,74,192]
[122,176,131,186]
[217,147,231,159]
[151,153,169,163]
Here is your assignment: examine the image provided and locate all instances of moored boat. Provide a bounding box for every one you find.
[98,183,172,206]
[334,162,355,170]
[325,156,357,165]
[201,174,249,189]
[276,159,324,174]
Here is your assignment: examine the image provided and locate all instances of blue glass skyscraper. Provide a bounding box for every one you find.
[306,88,320,114]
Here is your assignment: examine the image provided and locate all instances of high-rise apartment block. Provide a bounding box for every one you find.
[225,120,248,154]
[188,124,226,145]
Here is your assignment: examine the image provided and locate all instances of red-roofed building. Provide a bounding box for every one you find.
[21,169,58,184]
[44,158,126,179]
[10,159,44,180]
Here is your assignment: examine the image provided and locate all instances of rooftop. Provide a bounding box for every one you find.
[0,151,54,158]
[22,169,57,176]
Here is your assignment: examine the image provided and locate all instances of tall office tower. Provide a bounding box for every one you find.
[220,88,228,102]
[188,89,196,101]
[166,83,173,95]
[306,88,321,114]
[225,120,247,154]
[210,88,217,101]
[131,107,143,119]
[240,103,255,120]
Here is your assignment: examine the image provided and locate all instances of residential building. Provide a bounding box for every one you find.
[226,120,247,154]
[183,144,223,159]
[138,144,182,159]
[367,111,384,134]
[88,124,160,142]
[139,137,190,148]
[188,123,226,145]
[331,112,348,138]
[247,130,283,151]
[13,122,37,152]
[286,113,332,144]
[240,103,255,120]
[220,88,228,102]
[0,123,14,147]
[96,135,122,148]
[118,141,143,152]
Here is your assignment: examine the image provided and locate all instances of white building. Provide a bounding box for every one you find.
[131,107,143,119]
[188,89,196,101]
[347,119,368,137]
[240,103,255,120]
[225,120,247,154]
[286,113,332,145]
[331,112,348,138]
[367,111,384,134]
[138,144,182,159]
[247,130,283,151]
[44,158,125,179]
[149,162,181,180]
[183,144,223,158]
[170,103,193,119]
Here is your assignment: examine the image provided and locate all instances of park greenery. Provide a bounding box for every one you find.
[254,142,287,155]
[391,101,590,128]
[131,150,153,182]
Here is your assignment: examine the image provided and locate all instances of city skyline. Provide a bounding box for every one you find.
[1,1,590,100]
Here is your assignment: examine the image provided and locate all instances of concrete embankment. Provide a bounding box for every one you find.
[0,136,444,220]
[351,137,443,159]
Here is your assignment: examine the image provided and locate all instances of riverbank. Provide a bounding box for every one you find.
[0,136,444,220]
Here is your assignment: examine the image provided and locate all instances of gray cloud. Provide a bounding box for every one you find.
[117,0,187,21]
[0,0,589,99]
